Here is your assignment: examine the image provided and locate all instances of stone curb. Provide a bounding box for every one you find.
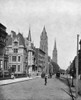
[0,76,40,86]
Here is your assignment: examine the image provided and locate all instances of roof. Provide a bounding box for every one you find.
[17,33,25,46]
[36,48,46,54]
[0,23,6,30]
[6,32,25,47]
[6,35,12,46]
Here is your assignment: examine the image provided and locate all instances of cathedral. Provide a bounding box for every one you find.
[52,39,58,64]
[40,26,48,73]
[40,27,58,73]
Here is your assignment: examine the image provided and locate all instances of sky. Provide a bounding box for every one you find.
[0,0,81,70]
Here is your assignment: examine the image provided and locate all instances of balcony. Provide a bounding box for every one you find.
[0,23,7,47]
[0,30,7,48]
[0,40,6,47]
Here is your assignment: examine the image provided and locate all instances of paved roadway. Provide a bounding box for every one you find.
[0,76,71,100]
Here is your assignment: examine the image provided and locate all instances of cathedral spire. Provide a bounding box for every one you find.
[54,39,57,50]
[43,26,46,32]
[52,38,57,64]
[28,27,31,41]
[43,26,47,35]
[41,26,47,38]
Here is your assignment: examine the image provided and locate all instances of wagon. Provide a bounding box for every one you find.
[56,72,60,78]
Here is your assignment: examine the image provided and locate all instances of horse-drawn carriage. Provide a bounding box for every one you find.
[56,72,60,78]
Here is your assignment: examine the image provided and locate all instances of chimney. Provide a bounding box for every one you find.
[11,30,16,38]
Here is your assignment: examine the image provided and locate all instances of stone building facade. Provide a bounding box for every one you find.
[0,23,8,77]
[35,48,45,72]
[6,31,27,75]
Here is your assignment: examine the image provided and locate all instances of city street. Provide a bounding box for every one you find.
[1,1,81,100]
[0,76,71,100]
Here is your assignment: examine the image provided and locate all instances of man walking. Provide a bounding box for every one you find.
[44,75,47,85]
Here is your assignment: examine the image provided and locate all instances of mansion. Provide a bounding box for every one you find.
[6,31,27,75]
[6,29,36,76]
[0,23,58,77]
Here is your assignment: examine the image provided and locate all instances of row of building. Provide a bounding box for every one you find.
[66,39,81,77]
[0,23,58,77]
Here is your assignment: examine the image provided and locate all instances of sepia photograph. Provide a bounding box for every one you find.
[0,0,81,100]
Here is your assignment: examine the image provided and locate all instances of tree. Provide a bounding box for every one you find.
[49,63,53,77]
[51,61,60,74]
[79,50,81,74]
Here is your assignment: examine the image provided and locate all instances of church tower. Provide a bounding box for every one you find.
[40,26,48,73]
[52,39,57,64]
[40,26,48,54]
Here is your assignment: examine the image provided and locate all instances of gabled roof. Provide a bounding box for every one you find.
[6,32,25,47]
[6,35,12,46]
[17,33,25,46]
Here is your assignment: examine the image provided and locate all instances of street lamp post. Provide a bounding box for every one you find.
[75,34,79,100]
[71,70,74,87]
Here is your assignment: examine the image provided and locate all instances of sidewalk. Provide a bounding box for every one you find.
[0,76,40,86]
[60,74,81,100]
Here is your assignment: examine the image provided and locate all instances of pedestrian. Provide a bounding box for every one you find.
[44,75,47,85]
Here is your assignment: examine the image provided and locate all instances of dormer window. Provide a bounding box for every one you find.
[14,41,18,46]
[14,48,18,53]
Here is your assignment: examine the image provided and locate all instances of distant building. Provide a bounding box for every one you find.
[48,56,51,62]
[0,23,8,77]
[35,48,45,72]
[52,39,57,64]
[40,26,48,73]
[60,69,66,74]
[6,31,27,75]
[25,28,35,74]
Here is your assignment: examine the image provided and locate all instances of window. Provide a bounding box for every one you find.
[0,37,4,42]
[9,56,11,61]
[18,65,20,72]
[14,41,18,46]
[4,62,7,70]
[0,61,1,69]
[14,49,18,53]
[12,56,16,62]
[0,60,2,70]
[18,56,20,62]
[12,65,16,72]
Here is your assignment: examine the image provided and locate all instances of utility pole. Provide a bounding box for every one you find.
[75,34,79,100]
